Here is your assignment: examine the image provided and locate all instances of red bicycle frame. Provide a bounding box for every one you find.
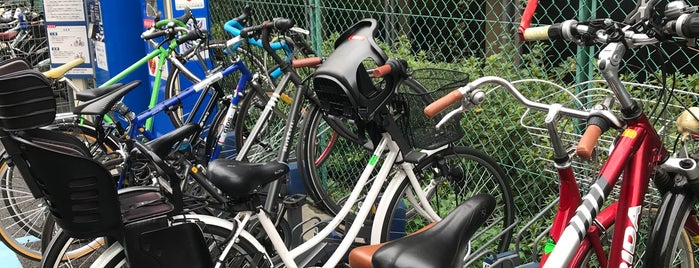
[536,100,667,267]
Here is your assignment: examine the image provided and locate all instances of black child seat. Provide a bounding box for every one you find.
[313,18,399,123]
[0,67,212,268]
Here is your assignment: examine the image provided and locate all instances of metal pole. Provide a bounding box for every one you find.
[164,0,174,19]
[574,0,596,133]
[575,0,596,91]
[310,0,323,56]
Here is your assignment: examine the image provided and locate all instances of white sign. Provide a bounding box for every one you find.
[47,25,91,64]
[175,0,205,10]
[94,41,108,71]
[44,0,85,22]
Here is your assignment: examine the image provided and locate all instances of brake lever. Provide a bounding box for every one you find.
[436,107,465,129]
[290,26,310,35]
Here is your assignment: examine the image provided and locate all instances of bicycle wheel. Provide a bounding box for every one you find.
[0,122,119,261]
[296,104,368,214]
[377,146,514,256]
[41,214,267,268]
[233,79,296,162]
[89,224,270,268]
[643,190,695,268]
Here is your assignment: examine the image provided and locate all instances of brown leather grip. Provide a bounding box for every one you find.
[424,89,462,118]
[576,125,603,160]
[292,57,322,68]
[372,64,392,78]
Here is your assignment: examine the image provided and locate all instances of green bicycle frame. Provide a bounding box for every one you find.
[97,19,188,130]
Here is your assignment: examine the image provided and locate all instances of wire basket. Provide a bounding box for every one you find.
[52,79,74,114]
[393,68,469,150]
[519,79,699,203]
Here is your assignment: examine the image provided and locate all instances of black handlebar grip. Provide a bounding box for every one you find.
[176,30,202,45]
[239,23,266,38]
[680,13,699,38]
[141,29,168,40]
[272,18,294,32]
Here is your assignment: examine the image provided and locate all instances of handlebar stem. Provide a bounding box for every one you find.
[597,42,641,118]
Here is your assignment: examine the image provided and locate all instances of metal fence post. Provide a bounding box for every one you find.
[309,0,323,56]
[575,0,597,91]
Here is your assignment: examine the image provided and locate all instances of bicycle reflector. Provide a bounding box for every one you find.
[313,19,397,122]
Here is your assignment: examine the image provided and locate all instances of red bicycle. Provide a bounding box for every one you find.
[425,0,699,266]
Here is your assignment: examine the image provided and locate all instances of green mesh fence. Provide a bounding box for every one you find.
[209,0,699,265]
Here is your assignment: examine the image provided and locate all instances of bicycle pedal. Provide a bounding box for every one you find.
[482,251,521,268]
[283,193,307,208]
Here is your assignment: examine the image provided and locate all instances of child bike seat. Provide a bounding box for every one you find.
[313,18,398,122]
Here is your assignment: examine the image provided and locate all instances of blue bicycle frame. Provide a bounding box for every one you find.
[116,58,252,188]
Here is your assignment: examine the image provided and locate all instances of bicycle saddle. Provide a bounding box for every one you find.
[73,80,141,115]
[349,193,495,268]
[74,83,123,102]
[144,123,200,158]
[0,30,17,41]
[207,159,289,199]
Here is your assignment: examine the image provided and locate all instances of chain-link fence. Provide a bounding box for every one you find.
[209,0,699,265]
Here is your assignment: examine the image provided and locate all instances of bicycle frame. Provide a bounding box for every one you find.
[97,18,191,130]
[217,132,441,268]
[542,38,668,268]
[541,113,665,267]
[113,56,252,189]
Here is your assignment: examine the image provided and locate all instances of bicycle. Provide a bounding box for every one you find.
[0,10,246,262]
[0,67,245,268]
[423,1,699,266]
[165,5,321,164]
[85,18,514,267]
[0,57,122,261]
[37,17,319,268]
[0,8,48,67]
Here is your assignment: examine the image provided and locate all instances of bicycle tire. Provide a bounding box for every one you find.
[643,190,695,268]
[0,122,119,261]
[297,77,449,215]
[296,103,368,214]
[233,79,296,162]
[376,146,514,256]
[41,214,267,268]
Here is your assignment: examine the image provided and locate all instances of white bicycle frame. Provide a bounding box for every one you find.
[216,132,442,268]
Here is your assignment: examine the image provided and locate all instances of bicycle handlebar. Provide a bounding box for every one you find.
[291,57,323,68]
[425,76,591,120]
[576,125,603,160]
[667,12,699,38]
[424,89,464,118]
[239,18,294,38]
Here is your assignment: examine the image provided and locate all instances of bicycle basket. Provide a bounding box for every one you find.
[520,80,696,203]
[392,68,469,150]
[313,19,396,122]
